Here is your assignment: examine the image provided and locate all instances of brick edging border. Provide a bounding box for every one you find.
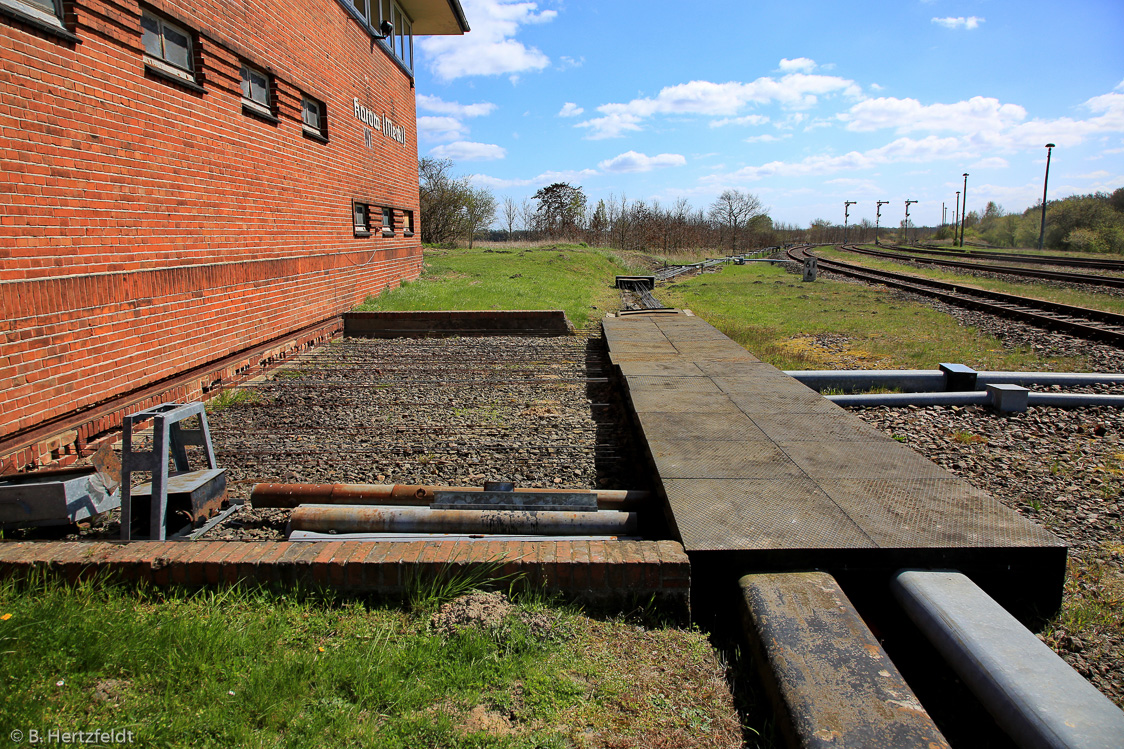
[0,538,691,619]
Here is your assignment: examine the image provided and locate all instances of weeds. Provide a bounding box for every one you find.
[953,431,988,445]
[205,388,270,413]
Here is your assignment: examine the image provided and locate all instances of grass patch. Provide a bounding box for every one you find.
[827,247,1124,316]
[205,388,270,413]
[0,575,746,748]
[356,246,649,330]
[659,263,1085,371]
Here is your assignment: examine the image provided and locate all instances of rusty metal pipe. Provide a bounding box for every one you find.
[252,483,649,510]
[288,504,638,536]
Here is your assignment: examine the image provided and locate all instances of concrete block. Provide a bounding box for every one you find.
[988,383,1029,412]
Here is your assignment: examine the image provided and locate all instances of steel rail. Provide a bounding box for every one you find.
[787,246,1124,344]
[888,243,1124,271]
[838,244,1124,288]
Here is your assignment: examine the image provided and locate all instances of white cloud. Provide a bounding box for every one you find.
[1116,79,1124,92]
[971,157,1010,169]
[710,115,770,128]
[1069,170,1112,180]
[416,94,496,118]
[429,141,507,161]
[575,73,862,138]
[745,134,790,143]
[558,102,584,118]
[707,135,972,182]
[417,116,468,142]
[471,168,599,189]
[575,112,643,140]
[840,96,1027,135]
[417,0,556,81]
[869,83,885,91]
[597,151,687,173]
[931,16,985,30]
[778,57,816,73]
[558,56,584,69]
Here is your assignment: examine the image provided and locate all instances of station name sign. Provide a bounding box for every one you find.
[353,98,406,146]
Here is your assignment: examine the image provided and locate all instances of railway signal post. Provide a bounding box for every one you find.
[876,200,889,246]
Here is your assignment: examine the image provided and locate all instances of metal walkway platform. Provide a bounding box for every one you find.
[604,312,1066,617]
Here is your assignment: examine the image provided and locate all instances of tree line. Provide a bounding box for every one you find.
[419,158,775,253]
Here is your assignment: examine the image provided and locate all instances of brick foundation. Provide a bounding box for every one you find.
[0,539,692,619]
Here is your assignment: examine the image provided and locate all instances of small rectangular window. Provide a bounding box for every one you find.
[301,95,327,141]
[240,63,270,108]
[404,210,414,236]
[381,207,394,236]
[141,9,194,74]
[354,202,370,236]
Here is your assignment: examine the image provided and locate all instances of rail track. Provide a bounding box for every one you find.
[839,243,1124,288]
[901,243,1124,272]
[789,245,1124,345]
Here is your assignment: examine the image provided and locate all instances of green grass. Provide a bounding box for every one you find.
[355,246,649,330]
[828,247,1124,315]
[0,575,746,748]
[659,262,1084,371]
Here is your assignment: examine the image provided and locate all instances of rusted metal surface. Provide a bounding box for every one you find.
[430,490,599,512]
[288,504,638,536]
[251,483,650,510]
[739,571,950,749]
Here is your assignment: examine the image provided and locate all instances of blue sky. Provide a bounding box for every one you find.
[412,0,1124,228]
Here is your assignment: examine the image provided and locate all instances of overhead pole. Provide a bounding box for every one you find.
[1037,143,1056,250]
[904,200,918,245]
[876,200,889,246]
[843,200,857,245]
[954,191,960,245]
[960,173,969,247]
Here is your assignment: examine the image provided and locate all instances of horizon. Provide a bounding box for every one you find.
[411,0,1124,229]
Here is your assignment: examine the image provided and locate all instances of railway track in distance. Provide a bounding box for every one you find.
[894,243,1124,272]
[837,243,1124,288]
[788,245,1124,345]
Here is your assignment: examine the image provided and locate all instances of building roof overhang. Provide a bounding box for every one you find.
[402,0,469,34]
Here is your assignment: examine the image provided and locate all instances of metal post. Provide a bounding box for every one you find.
[960,173,969,247]
[954,191,960,244]
[876,200,888,246]
[904,200,918,245]
[843,201,856,244]
[1037,143,1055,250]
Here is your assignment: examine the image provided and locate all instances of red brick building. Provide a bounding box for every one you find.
[0,0,468,471]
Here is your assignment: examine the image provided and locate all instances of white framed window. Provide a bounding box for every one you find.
[381,206,394,236]
[141,9,194,75]
[1,0,65,30]
[301,95,327,140]
[352,0,412,72]
[353,202,370,236]
[240,63,269,107]
[403,209,414,236]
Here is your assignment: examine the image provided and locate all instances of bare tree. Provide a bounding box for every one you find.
[708,189,765,253]
[462,187,497,248]
[501,196,519,239]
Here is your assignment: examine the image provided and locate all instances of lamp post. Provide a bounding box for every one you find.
[904,200,918,245]
[843,201,856,244]
[954,191,960,245]
[876,200,889,246]
[1037,143,1056,250]
[959,173,969,247]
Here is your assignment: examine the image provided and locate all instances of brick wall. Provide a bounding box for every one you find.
[0,0,423,445]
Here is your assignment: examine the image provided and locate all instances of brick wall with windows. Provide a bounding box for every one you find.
[0,0,445,448]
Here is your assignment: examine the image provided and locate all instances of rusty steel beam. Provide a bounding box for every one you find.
[251,483,650,510]
[288,504,638,536]
[738,571,950,749]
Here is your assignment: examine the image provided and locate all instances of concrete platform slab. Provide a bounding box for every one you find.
[604,312,1067,617]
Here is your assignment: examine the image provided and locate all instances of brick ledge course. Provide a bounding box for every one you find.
[0,539,691,619]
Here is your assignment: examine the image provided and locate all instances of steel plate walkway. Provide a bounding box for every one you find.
[604,311,1066,616]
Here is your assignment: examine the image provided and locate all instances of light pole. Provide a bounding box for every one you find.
[959,173,969,247]
[843,201,856,244]
[954,191,960,245]
[904,200,918,245]
[1038,143,1056,250]
[876,200,889,246]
